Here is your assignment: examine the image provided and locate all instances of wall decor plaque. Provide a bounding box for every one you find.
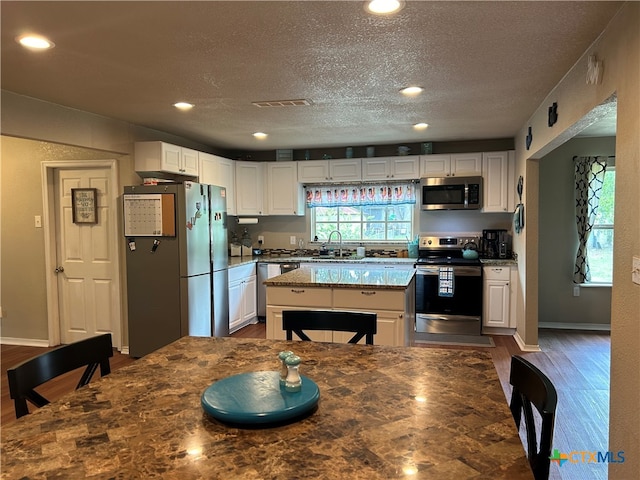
[71,188,98,224]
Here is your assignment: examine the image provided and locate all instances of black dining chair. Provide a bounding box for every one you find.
[282,310,377,345]
[7,333,114,418]
[509,355,558,480]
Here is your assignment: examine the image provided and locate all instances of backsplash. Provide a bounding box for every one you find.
[259,248,411,258]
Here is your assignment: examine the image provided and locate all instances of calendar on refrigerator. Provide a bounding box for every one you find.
[123,193,176,236]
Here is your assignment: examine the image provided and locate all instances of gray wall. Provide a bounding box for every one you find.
[539,136,615,327]
[231,209,514,252]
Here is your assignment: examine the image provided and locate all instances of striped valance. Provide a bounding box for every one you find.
[305,182,416,208]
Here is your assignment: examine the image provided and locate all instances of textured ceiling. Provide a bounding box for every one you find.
[1,1,622,151]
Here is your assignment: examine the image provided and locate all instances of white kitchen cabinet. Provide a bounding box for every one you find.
[266,282,412,347]
[228,264,257,333]
[198,152,237,215]
[297,158,362,183]
[362,156,420,181]
[235,161,265,215]
[420,153,482,177]
[266,162,305,215]
[332,308,404,347]
[266,287,333,341]
[482,151,513,213]
[333,287,406,346]
[482,265,517,330]
[451,152,482,176]
[135,141,199,177]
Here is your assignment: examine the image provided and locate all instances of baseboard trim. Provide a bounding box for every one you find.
[0,337,51,347]
[539,322,611,332]
[513,331,541,352]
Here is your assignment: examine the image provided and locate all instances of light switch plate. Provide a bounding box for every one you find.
[290,236,296,245]
[633,256,640,285]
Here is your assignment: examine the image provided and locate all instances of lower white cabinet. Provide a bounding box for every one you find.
[228,264,257,333]
[482,265,517,330]
[266,284,412,346]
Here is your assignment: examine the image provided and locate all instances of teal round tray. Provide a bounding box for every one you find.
[201,371,319,427]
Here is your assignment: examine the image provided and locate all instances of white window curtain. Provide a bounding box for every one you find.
[574,156,607,283]
[305,182,416,208]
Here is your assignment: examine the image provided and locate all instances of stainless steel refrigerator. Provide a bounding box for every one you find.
[124,182,229,357]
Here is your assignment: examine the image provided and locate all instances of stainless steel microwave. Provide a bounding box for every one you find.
[420,176,483,210]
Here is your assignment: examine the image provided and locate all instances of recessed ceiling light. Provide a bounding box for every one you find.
[413,123,429,130]
[253,132,268,139]
[365,0,404,15]
[173,102,194,110]
[16,34,55,50]
[400,86,424,96]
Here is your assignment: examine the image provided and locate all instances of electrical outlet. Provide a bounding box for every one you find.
[258,235,264,244]
[632,256,640,285]
[290,236,296,245]
[573,285,580,297]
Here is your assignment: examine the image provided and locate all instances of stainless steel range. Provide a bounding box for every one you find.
[414,233,483,335]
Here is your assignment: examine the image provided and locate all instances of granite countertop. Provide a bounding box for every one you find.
[228,256,259,268]
[233,255,417,265]
[480,258,518,266]
[1,337,533,479]
[269,256,418,265]
[264,265,415,289]
[235,255,518,267]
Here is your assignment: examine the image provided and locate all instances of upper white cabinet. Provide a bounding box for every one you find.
[482,151,514,213]
[135,141,199,177]
[198,152,237,215]
[362,156,420,181]
[420,153,482,177]
[266,162,305,215]
[235,161,265,215]
[297,158,362,183]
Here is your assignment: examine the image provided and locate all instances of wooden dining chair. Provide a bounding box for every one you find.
[509,355,558,480]
[7,333,114,418]
[282,310,377,345]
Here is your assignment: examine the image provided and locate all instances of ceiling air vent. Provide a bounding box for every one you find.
[252,99,313,107]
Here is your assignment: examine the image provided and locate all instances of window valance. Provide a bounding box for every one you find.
[305,182,416,208]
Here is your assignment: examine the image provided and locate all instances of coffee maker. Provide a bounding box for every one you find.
[482,229,510,259]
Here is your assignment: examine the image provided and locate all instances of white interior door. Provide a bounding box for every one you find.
[54,168,117,343]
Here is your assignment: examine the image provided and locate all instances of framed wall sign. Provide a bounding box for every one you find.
[71,188,98,224]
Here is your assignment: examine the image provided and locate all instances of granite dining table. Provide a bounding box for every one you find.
[1,337,533,479]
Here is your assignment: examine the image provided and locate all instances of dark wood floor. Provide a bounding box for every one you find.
[1,326,610,479]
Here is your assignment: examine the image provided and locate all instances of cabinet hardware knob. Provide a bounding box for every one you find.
[54,266,64,273]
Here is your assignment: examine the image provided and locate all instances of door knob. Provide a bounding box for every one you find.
[54,266,64,273]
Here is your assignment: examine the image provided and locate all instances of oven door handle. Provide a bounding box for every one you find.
[416,266,481,276]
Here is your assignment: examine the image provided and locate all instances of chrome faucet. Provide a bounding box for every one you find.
[327,230,342,258]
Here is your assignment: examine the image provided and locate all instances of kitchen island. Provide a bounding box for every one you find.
[265,265,415,346]
[1,337,533,479]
